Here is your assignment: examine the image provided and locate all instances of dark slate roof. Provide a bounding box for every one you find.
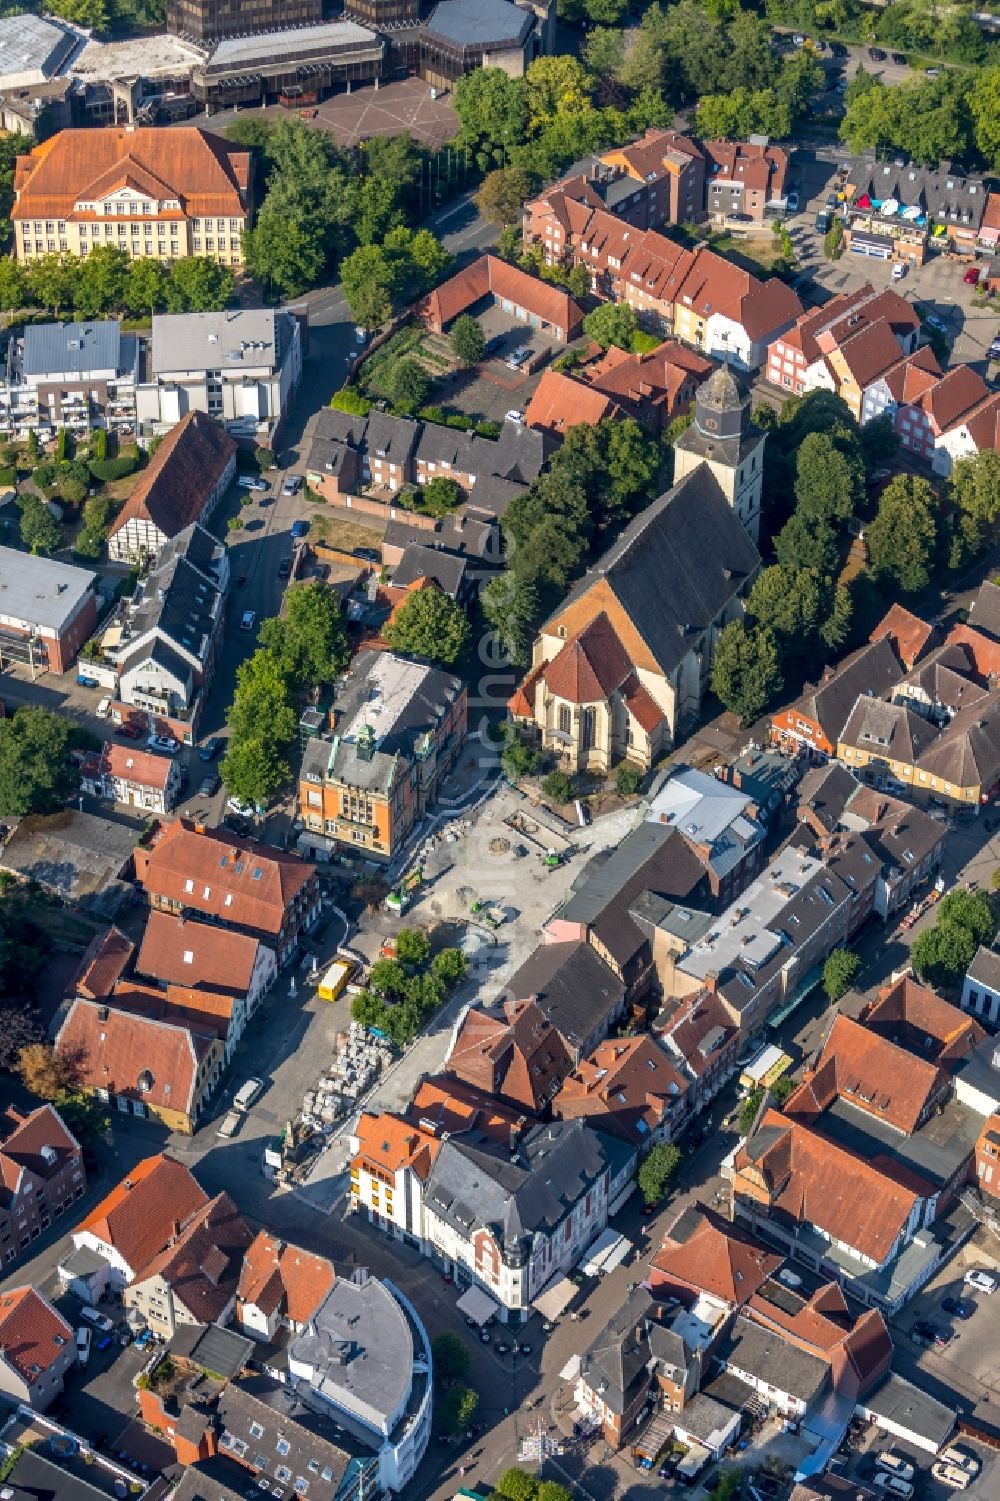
[546,466,760,675]
[968,944,1000,995]
[170,1458,254,1501]
[790,637,903,745]
[424,0,534,48]
[797,763,862,831]
[491,419,544,483]
[118,635,193,686]
[23,318,122,377]
[168,1320,255,1380]
[960,576,996,642]
[424,1118,632,1244]
[558,823,710,967]
[501,939,625,1050]
[861,1371,956,1449]
[465,473,528,519]
[383,513,497,562]
[121,522,224,666]
[217,1378,351,1501]
[719,1311,829,1403]
[391,544,468,598]
[365,409,420,463]
[4,1449,110,1501]
[579,1286,656,1415]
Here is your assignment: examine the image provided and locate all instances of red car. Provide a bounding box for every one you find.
[965,267,982,285]
[115,721,142,740]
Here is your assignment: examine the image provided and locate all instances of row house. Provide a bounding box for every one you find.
[84,740,183,815]
[962,945,1000,1028]
[0,1287,75,1411]
[838,682,1000,810]
[298,649,467,865]
[656,987,743,1113]
[445,997,575,1114]
[764,284,920,411]
[703,139,790,228]
[351,1113,634,1320]
[551,1032,689,1150]
[67,1152,210,1291]
[771,636,905,760]
[136,909,278,1022]
[594,129,707,229]
[134,817,319,965]
[894,363,996,472]
[0,1104,85,1268]
[840,156,989,264]
[526,339,714,444]
[107,410,237,564]
[575,1287,700,1448]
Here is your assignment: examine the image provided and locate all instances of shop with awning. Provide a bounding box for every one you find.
[456,1285,500,1326]
[531,1273,577,1322]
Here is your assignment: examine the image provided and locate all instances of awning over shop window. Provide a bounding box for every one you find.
[455,1285,499,1325]
[532,1273,577,1321]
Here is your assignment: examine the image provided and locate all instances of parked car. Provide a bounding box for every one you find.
[926,66,941,77]
[868,46,886,60]
[876,1454,915,1483]
[238,476,267,493]
[830,41,848,55]
[278,558,292,578]
[965,1268,999,1293]
[939,1446,979,1476]
[942,1296,975,1319]
[75,1328,91,1367]
[240,610,256,632]
[932,1464,970,1492]
[785,190,800,213]
[147,734,179,755]
[96,696,111,719]
[792,33,805,45]
[913,1318,950,1346]
[134,1329,153,1352]
[891,52,906,64]
[964,267,982,285]
[352,547,380,562]
[891,264,907,281]
[227,795,257,817]
[282,474,303,496]
[924,313,947,333]
[290,519,309,540]
[116,721,142,740]
[199,773,220,798]
[872,1476,913,1500]
[76,673,99,689]
[80,1306,114,1334]
[480,1329,491,1344]
[505,409,525,425]
[199,736,221,762]
[988,337,1000,360]
[506,346,531,370]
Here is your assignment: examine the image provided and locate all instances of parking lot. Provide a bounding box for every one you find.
[780,150,1000,373]
[439,306,562,424]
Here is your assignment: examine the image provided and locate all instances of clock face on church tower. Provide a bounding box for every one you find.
[703,417,719,432]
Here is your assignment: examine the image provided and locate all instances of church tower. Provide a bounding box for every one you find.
[671,365,767,547]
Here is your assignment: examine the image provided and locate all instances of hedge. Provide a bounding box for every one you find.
[331,387,372,416]
[89,456,137,482]
[0,466,15,487]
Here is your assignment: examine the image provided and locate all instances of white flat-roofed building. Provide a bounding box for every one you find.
[285,1271,432,1493]
[0,319,140,438]
[0,546,96,673]
[134,307,301,443]
[0,13,86,92]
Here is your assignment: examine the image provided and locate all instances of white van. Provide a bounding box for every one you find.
[876,1454,915,1483]
[216,1109,242,1139]
[96,696,111,719]
[233,1077,264,1112]
[939,1446,978,1476]
[932,1462,970,1491]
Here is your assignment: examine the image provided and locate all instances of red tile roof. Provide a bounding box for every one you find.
[447,998,573,1113]
[882,346,941,404]
[352,1110,441,1182]
[56,996,216,1119]
[109,412,236,545]
[238,1231,335,1325]
[74,1153,208,1274]
[13,127,250,223]
[0,1286,73,1383]
[542,612,633,703]
[921,364,990,433]
[73,926,134,1001]
[420,255,583,337]
[136,910,261,996]
[0,1104,79,1205]
[734,1109,920,1264]
[651,1204,781,1304]
[869,604,938,670]
[104,742,173,791]
[783,1012,942,1136]
[136,818,315,939]
[961,392,1000,452]
[862,974,984,1066]
[553,1033,687,1144]
[524,368,618,437]
[406,1076,528,1144]
[134,1191,253,1324]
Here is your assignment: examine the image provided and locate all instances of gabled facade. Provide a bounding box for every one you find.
[107,410,237,564]
[0,1104,85,1269]
[0,1286,75,1410]
[69,1152,208,1287]
[125,1190,254,1337]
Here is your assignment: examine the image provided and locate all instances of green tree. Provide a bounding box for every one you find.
[244,214,326,300]
[431,1332,470,1383]
[475,166,535,226]
[73,245,130,317]
[219,735,288,809]
[949,451,1000,565]
[616,764,641,796]
[438,1384,478,1436]
[26,254,78,317]
[494,1468,539,1501]
[481,573,538,666]
[228,649,298,748]
[125,257,171,317]
[912,890,997,988]
[0,707,78,815]
[747,565,821,648]
[583,301,637,352]
[418,476,461,516]
[866,474,940,594]
[258,582,348,689]
[396,928,431,967]
[450,314,486,366]
[385,586,469,665]
[167,257,234,313]
[711,622,783,727]
[774,513,841,580]
[794,431,863,525]
[431,947,468,987]
[970,65,1000,169]
[369,958,408,998]
[19,496,60,555]
[500,723,542,780]
[0,259,28,312]
[543,770,573,803]
[823,947,862,1002]
[351,991,388,1031]
[453,68,530,169]
[637,1142,681,1208]
[387,359,430,415]
[820,583,853,655]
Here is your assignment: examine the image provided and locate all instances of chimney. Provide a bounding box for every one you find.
[171,1218,181,1239]
[704,972,718,995]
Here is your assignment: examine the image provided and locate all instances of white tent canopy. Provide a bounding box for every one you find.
[532,1273,577,1321]
[456,1285,499,1325]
